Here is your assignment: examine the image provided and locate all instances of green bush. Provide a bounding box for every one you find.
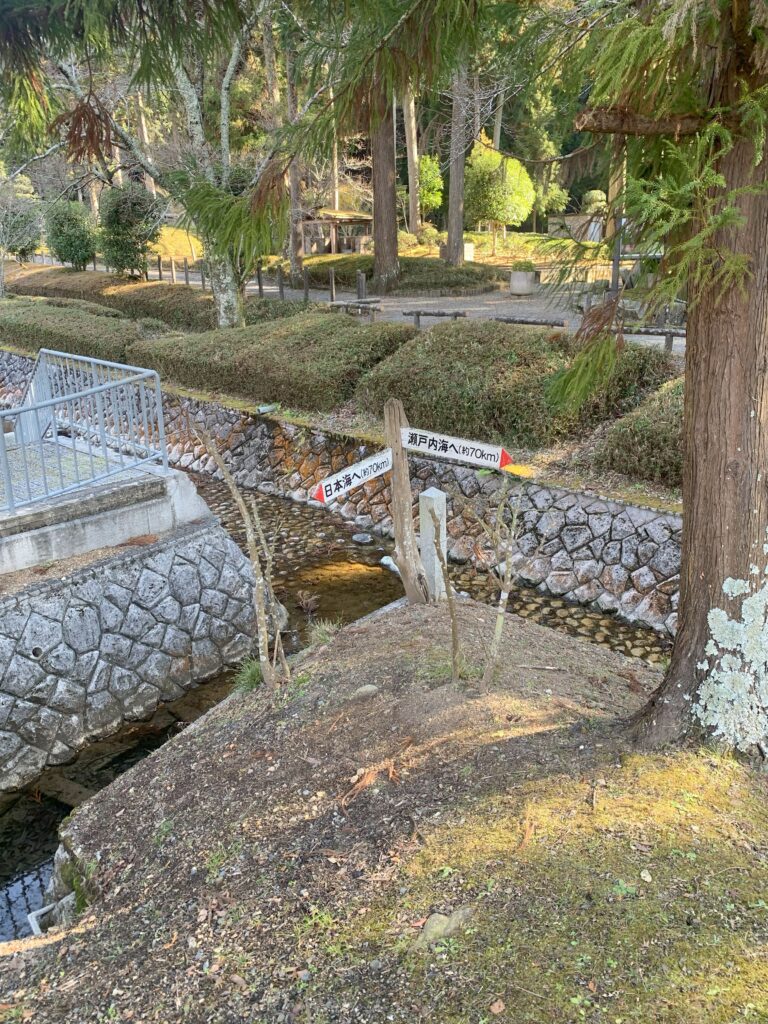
[358,321,678,449]
[99,184,162,275]
[416,224,440,247]
[578,344,676,426]
[358,320,570,446]
[45,202,96,271]
[0,295,159,361]
[398,230,419,250]
[302,254,502,295]
[128,312,416,410]
[511,259,536,272]
[594,377,683,486]
[4,264,321,331]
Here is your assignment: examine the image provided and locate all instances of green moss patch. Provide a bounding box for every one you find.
[326,751,768,1023]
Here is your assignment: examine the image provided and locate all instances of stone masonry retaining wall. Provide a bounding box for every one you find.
[0,349,682,636]
[0,521,255,793]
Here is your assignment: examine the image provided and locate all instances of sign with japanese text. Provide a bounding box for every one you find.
[312,449,393,503]
[401,428,534,477]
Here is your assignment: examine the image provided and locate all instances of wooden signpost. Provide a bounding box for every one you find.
[401,427,535,477]
[310,398,535,607]
[312,449,393,504]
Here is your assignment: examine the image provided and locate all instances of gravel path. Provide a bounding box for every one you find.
[30,256,686,355]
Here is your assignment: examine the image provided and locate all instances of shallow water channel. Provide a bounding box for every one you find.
[0,474,670,941]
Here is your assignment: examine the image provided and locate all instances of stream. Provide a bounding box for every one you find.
[0,474,671,941]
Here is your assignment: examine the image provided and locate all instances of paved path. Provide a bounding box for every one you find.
[30,256,686,355]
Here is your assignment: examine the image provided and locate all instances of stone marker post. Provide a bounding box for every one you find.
[419,487,447,601]
[383,398,428,604]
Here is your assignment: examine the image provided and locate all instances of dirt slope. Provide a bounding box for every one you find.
[1,602,766,1024]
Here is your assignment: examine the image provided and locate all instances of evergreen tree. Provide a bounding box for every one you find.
[464,132,534,251]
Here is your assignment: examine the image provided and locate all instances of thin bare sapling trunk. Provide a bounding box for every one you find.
[474,484,522,688]
[196,427,290,689]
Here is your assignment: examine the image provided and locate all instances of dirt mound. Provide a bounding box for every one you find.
[2,602,765,1023]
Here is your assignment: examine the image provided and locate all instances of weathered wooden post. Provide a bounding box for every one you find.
[303,267,310,302]
[383,398,428,604]
[257,259,264,298]
[183,258,190,286]
[157,255,163,280]
[329,268,336,302]
[170,258,177,284]
[356,269,364,300]
[277,264,285,300]
[419,487,447,602]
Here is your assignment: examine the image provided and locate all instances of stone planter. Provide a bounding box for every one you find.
[509,270,539,296]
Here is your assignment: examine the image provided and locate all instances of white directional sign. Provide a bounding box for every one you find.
[312,449,393,503]
[401,427,534,476]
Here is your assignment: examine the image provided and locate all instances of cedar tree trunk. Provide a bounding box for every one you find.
[446,67,467,267]
[634,133,768,745]
[371,100,400,292]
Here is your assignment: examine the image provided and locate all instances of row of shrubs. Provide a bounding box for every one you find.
[0,296,167,362]
[301,254,503,295]
[4,264,320,332]
[0,291,681,485]
[359,320,677,450]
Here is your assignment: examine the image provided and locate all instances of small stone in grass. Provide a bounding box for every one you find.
[640,869,653,883]
[413,905,475,951]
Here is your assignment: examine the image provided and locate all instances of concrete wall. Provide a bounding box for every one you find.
[1,349,682,636]
[0,521,255,793]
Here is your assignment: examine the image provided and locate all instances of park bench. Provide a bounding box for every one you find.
[492,315,566,328]
[402,309,468,328]
[329,299,381,320]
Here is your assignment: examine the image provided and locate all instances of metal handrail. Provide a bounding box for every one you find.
[1,349,168,516]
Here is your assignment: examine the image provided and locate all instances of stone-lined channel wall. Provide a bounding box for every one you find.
[0,349,682,637]
[1,521,255,793]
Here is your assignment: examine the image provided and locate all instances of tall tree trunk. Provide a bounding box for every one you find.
[87,172,100,216]
[493,85,505,149]
[403,88,421,233]
[371,99,400,292]
[0,254,6,300]
[634,134,768,748]
[134,94,156,196]
[472,71,481,139]
[606,133,626,243]
[330,86,340,211]
[446,68,467,267]
[262,9,281,128]
[208,251,244,328]
[284,48,303,280]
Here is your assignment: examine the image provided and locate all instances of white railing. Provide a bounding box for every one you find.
[0,349,168,515]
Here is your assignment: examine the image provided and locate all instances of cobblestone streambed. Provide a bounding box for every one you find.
[0,475,670,941]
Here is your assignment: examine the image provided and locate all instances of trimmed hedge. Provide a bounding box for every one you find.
[300,254,503,295]
[3,264,322,332]
[357,320,677,448]
[594,377,684,487]
[128,312,416,411]
[0,296,163,362]
[358,321,568,446]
